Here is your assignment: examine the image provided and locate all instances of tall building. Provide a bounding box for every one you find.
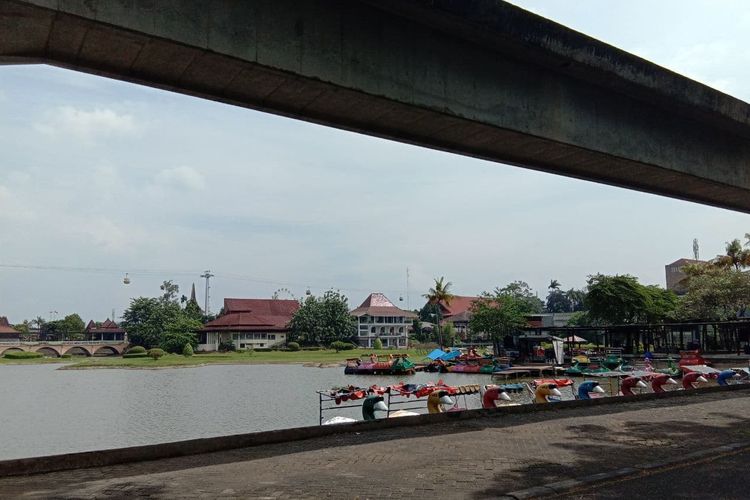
[665,258,704,294]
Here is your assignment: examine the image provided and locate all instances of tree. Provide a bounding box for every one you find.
[442,321,457,347]
[160,280,180,303]
[565,288,588,312]
[122,297,181,348]
[548,279,561,291]
[423,277,455,307]
[12,320,30,334]
[470,292,527,354]
[160,315,201,353]
[714,239,750,271]
[496,281,544,314]
[585,274,674,325]
[288,290,356,345]
[39,313,86,341]
[677,265,750,320]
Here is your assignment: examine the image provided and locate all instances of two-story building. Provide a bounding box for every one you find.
[351,293,416,348]
[199,298,298,351]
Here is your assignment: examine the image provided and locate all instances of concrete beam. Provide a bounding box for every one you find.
[2,0,750,211]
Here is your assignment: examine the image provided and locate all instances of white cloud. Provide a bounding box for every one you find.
[154,166,206,191]
[34,106,137,142]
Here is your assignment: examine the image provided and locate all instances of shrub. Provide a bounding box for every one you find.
[330,341,356,352]
[253,347,272,352]
[287,341,300,351]
[126,345,147,354]
[147,348,166,360]
[3,351,43,359]
[123,352,148,358]
[61,354,72,359]
[373,338,383,350]
[182,343,194,357]
[218,341,235,352]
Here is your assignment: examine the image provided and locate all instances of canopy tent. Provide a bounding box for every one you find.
[564,335,588,343]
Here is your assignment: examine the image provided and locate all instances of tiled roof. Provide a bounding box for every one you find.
[202,298,299,332]
[351,293,417,318]
[437,296,480,318]
[0,316,19,335]
[85,319,125,334]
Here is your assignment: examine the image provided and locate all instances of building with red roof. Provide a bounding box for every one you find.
[427,295,481,339]
[351,293,416,348]
[199,298,299,351]
[85,319,126,342]
[0,317,20,341]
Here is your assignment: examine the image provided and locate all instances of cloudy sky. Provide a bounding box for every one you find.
[1,1,750,323]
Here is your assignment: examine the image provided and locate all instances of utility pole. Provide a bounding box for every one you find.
[406,267,410,310]
[200,270,214,315]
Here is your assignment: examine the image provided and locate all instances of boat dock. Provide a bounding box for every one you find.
[4,388,748,498]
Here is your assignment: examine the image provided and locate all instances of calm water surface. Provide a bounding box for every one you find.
[0,363,524,460]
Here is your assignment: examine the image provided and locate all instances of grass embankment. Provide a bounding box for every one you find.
[0,349,430,369]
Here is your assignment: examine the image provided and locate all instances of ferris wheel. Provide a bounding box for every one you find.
[272,287,297,300]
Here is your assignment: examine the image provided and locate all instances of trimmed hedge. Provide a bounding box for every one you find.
[3,351,43,359]
[122,352,149,358]
[330,341,356,352]
[287,342,300,351]
[126,345,147,354]
[147,348,166,360]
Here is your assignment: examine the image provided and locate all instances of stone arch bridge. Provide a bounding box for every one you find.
[0,342,127,357]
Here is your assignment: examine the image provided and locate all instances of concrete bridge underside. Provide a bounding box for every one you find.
[2,0,750,211]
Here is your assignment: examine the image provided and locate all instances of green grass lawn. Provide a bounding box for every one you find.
[0,348,432,369]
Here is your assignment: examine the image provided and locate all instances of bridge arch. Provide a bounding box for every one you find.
[0,346,25,356]
[63,345,91,357]
[35,346,61,358]
[92,345,119,357]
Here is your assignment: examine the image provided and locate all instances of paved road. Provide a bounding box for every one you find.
[561,449,750,499]
[1,391,749,499]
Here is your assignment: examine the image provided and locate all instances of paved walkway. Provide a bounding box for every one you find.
[2,391,749,499]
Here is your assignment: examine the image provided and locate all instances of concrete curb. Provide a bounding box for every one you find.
[1,384,748,477]
[501,439,750,499]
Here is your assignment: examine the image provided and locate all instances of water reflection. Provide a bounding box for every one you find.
[0,363,533,459]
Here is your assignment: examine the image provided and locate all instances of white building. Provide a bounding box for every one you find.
[351,293,417,348]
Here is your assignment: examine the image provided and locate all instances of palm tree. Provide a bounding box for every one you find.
[744,233,750,247]
[423,276,455,306]
[423,277,455,348]
[714,239,750,271]
[548,279,561,290]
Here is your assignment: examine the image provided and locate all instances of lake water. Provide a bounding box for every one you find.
[0,364,528,460]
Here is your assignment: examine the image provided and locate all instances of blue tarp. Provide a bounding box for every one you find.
[425,349,446,360]
[440,350,462,361]
[425,349,462,361]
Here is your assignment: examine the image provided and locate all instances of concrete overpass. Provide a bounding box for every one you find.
[2,0,750,211]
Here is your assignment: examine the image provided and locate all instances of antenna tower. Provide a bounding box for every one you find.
[200,270,214,315]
